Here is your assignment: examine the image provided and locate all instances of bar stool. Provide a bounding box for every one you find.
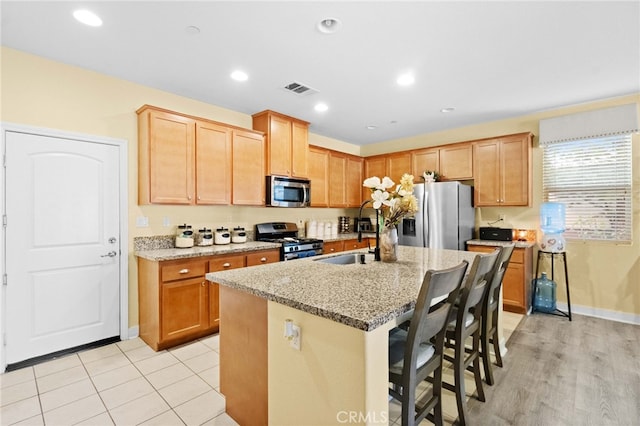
[533,250,572,321]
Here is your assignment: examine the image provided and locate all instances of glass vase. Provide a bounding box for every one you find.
[379,226,398,262]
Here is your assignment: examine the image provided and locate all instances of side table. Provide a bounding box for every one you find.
[533,251,572,321]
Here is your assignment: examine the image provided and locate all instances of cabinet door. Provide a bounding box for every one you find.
[343,239,369,251]
[267,114,292,176]
[246,249,281,266]
[364,156,387,201]
[387,152,412,184]
[473,140,501,206]
[161,277,208,342]
[291,120,309,178]
[502,263,525,313]
[346,155,364,207]
[439,143,473,180]
[323,240,344,254]
[209,254,246,330]
[145,110,195,204]
[196,121,231,205]
[308,146,330,207]
[329,152,347,207]
[412,148,439,178]
[232,130,265,205]
[500,135,531,206]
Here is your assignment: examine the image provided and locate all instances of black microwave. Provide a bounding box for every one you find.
[266,175,311,207]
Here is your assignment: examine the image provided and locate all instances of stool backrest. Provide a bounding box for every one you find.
[459,248,500,323]
[487,244,515,307]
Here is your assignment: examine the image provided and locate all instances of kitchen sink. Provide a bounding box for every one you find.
[313,253,374,265]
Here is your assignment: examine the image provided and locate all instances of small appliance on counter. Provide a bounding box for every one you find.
[196,228,213,246]
[338,216,351,233]
[231,226,247,243]
[214,227,231,245]
[479,227,513,242]
[354,217,372,232]
[175,224,194,248]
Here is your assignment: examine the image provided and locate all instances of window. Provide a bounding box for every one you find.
[542,134,632,242]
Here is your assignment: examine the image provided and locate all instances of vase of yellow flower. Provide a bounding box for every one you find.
[362,173,418,262]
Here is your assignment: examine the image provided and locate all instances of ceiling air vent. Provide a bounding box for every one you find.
[283,81,319,96]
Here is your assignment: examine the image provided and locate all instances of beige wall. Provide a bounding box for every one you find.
[2,47,639,325]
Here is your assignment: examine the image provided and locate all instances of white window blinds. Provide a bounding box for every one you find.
[542,135,632,242]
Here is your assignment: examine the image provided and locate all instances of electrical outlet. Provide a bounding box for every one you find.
[162,216,171,227]
[290,324,301,350]
[499,214,506,222]
[136,216,149,227]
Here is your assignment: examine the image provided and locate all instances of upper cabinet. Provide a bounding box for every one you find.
[252,110,309,178]
[473,132,533,207]
[137,105,263,206]
[386,151,412,184]
[345,155,364,207]
[412,147,439,179]
[439,143,473,180]
[232,129,266,205]
[308,146,330,207]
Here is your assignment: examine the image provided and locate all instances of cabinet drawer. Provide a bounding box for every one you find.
[246,249,280,266]
[161,261,206,282]
[209,255,246,272]
[344,239,369,250]
[323,241,344,254]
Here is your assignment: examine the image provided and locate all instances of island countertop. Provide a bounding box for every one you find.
[206,245,479,332]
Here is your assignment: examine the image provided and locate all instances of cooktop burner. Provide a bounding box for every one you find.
[255,222,324,261]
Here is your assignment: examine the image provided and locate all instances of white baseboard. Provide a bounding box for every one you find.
[127,325,139,339]
[556,302,640,325]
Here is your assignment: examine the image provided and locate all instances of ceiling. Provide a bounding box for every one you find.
[1,1,639,145]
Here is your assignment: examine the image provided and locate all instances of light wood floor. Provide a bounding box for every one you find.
[465,313,640,425]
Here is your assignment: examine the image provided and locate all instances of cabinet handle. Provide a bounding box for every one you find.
[201,281,205,286]
[223,262,231,268]
[330,248,335,252]
[188,195,192,200]
[179,268,189,274]
[260,257,267,263]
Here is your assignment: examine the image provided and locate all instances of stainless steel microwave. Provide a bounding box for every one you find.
[266,175,310,207]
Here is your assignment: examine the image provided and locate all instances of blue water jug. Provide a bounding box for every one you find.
[533,272,557,313]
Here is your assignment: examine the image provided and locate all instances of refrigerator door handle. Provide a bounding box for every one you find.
[423,186,429,247]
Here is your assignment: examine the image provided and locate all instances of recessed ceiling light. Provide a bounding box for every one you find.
[185,25,200,35]
[230,70,248,82]
[397,73,415,86]
[73,9,102,27]
[314,103,329,112]
[366,125,378,130]
[441,107,456,113]
[317,17,342,34]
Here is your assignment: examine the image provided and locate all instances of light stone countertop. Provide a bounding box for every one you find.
[134,241,281,261]
[206,245,479,332]
[466,239,535,248]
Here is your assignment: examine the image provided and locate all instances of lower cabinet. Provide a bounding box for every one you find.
[467,243,532,314]
[323,238,370,254]
[138,248,279,351]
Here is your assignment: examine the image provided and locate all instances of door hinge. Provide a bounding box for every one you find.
[3,274,7,286]
[3,333,6,347]
[2,215,6,228]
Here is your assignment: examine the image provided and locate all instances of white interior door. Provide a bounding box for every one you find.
[4,130,121,364]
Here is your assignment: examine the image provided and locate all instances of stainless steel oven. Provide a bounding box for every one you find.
[256,222,323,260]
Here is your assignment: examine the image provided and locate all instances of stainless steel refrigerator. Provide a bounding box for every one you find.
[398,182,475,250]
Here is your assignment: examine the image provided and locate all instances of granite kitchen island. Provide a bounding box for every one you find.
[206,245,479,426]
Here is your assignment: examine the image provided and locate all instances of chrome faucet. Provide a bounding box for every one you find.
[357,200,381,261]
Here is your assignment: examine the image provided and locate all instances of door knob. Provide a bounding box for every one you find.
[101,251,118,258]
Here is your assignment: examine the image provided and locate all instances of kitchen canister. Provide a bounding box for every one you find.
[197,228,213,246]
[231,226,247,243]
[175,224,194,248]
[214,227,231,245]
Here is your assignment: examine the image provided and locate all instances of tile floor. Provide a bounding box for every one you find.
[1,312,523,426]
[0,335,237,426]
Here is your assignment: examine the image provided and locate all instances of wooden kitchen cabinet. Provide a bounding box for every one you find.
[343,238,369,251]
[467,243,533,314]
[439,142,473,180]
[138,248,280,351]
[346,155,364,207]
[138,105,262,206]
[323,240,344,254]
[252,110,309,178]
[363,155,387,201]
[232,129,266,205]
[308,146,330,207]
[473,132,533,207]
[386,151,412,184]
[329,151,347,207]
[412,147,439,178]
